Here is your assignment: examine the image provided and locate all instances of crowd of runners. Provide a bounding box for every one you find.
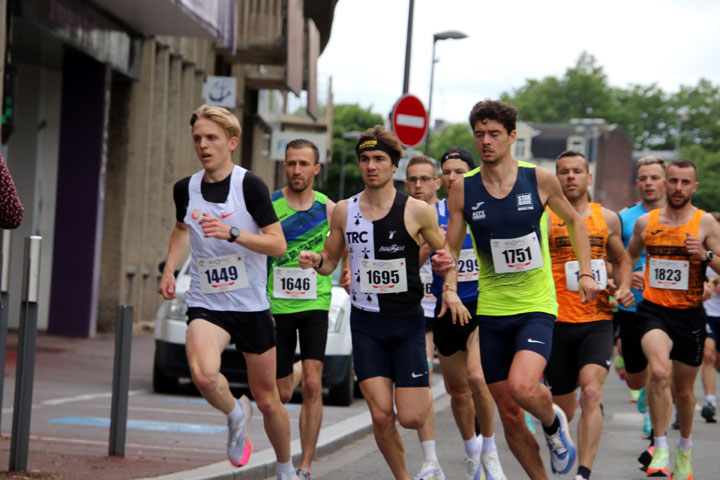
[158,100,720,480]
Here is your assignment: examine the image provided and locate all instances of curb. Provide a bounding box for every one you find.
[147,378,448,480]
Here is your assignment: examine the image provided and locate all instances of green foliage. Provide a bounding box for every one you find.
[682,144,720,212]
[324,104,384,201]
[428,123,476,161]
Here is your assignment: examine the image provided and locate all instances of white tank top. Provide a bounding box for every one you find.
[184,166,269,312]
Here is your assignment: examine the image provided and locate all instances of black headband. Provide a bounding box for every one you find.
[356,139,401,166]
[440,148,475,171]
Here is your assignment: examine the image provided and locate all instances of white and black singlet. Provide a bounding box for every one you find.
[345,191,422,313]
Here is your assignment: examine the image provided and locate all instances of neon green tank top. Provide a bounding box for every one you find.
[268,190,332,313]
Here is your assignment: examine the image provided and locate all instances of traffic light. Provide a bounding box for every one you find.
[1,64,17,145]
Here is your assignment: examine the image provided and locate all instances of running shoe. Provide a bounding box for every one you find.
[671,447,692,480]
[481,451,506,480]
[630,389,641,403]
[525,411,536,433]
[637,387,647,413]
[227,395,253,467]
[646,445,669,477]
[544,404,576,475]
[464,454,481,480]
[614,354,627,381]
[642,412,652,436]
[297,469,311,480]
[414,460,446,480]
[638,445,654,472]
[277,472,299,480]
[701,402,716,423]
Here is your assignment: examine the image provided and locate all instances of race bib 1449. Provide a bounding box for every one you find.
[198,254,248,294]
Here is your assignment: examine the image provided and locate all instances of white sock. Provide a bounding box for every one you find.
[677,435,692,451]
[707,394,717,407]
[481,434,497,455]
[276,460,294,475]
[227,399,243,422]
[421,440,438,462]
[654,435,668,450]
[464,436,481,458]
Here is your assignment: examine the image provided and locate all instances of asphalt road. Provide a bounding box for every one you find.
[287,369,720,479]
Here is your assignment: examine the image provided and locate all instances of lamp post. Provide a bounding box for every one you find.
[675,106,689,152]
[425,30,468,155]
[339,130,361,200]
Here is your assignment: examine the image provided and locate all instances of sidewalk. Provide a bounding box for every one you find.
[0,330,446,480]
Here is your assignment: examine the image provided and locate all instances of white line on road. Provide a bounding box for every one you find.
[28,433,219,454]
[40,390,144,406]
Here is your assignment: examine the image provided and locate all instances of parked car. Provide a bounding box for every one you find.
[153,258,355,406]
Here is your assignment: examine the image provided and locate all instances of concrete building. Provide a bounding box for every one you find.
[0,0,337,336]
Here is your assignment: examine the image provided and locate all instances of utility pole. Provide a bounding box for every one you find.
[402,0,414,95]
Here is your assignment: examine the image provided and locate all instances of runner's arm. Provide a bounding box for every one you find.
[198,213,287,258]
[604,208,634,308]
[688,212,720,275]
[158,221,190,300]
[438,178,470,324]
[299,200,347,275]
[541,168,600,302]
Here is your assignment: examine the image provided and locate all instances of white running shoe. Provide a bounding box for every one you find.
[481,451,506,480]
[414,460,446,480]
[464,453,481,480]
[277,472,299,480]
[227,395,253,467]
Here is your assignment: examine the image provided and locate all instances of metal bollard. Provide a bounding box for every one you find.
[109,305,133,457]
[0,230,11,433]
[9,235,42,472]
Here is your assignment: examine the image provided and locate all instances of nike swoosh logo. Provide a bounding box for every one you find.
[411,372,426,378]
[527,338,545,344]
[221,210,237,219]
[650,229,662,235]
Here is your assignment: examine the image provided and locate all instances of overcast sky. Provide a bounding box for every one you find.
[318,0,720,126]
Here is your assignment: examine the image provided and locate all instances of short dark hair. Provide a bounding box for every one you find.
[355,126,404,166]
[285,139,319,164]
[668,159,698,180]
[556,150,588,173]
[468,100,518,134]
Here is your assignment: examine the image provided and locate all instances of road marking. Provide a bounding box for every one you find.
[41,390,143,406]
[50,416,227,434]
[160,397,299,410]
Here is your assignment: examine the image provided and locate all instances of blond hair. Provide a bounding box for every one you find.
[190,105,241,139]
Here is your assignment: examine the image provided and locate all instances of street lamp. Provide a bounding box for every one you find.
[425,30,468,155]
[339,130,362,200]
[675,106,689,152]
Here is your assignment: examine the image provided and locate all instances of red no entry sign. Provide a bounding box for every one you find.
[391,94,428,148]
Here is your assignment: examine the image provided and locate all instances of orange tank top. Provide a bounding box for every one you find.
[549,203,611,323]
[643,208,706,309]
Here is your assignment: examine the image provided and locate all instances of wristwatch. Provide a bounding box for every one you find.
[228,226,240,243]
[707,250,714,262]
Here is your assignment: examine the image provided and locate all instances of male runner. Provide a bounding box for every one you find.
[404,155,445,480]
[434,100,601,480]
[627,159,720,479]
[430,147,506,480]
[700,212,720,424]
[158,105,297,480]
[545,150,634,480]
[299,126,447,479]
[268,139,335,479]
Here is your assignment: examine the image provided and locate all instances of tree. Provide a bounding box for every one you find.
[428,123,476,161]
[323,104,384,201]
[682,144,720,212]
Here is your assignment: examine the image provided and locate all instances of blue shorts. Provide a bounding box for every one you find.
[707,316,720,349]
[350,306,429,387]
[477,311,556,384]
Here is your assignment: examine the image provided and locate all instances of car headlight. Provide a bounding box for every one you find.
[167,297,188,321]
[327,304,344,333]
